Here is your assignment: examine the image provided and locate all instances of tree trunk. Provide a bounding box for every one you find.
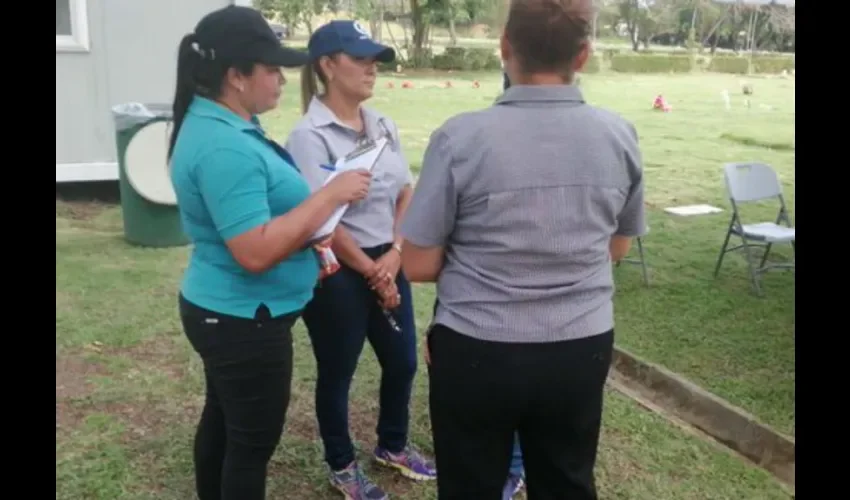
[409,0,427,65]
[376,3,384,42]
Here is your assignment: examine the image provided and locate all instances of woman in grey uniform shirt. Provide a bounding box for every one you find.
[284,20,436,500]
[402,0,646,499]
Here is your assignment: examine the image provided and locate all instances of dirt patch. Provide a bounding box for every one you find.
[284,393,319,440]
[56,352,111,433]
[56,200,108,221]
[348,401,381,445]
[117,398,200,442]
[105,336,198,434]
[719,133,795,152]
[57,336,191,437]
[56,353,109,399]
[283,389,382,444]
[107,335,188,381]
[60,398,186,443]
[56,290,78,315]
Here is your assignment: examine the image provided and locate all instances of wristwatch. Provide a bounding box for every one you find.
[391,242,403,255]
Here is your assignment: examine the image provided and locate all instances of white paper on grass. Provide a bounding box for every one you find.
[310,137,389,242]
[664,204,724,216]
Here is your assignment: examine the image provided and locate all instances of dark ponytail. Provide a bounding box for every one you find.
[168,33,200,160]
[167,32,256,159]
[300,59,331,115]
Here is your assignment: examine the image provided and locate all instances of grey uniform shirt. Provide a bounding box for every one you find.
[285,96,414,248]
[400,85,646,343]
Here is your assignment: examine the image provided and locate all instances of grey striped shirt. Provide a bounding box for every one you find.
[400,85,646,343]
[285,97,414,248]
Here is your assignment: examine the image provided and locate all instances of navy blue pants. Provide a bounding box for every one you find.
[303,243,418,471]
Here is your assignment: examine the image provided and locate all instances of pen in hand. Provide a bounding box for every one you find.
[382,307,402,333]
[373,281,402,333]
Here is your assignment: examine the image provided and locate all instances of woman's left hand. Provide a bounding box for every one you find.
[367,250,401,289]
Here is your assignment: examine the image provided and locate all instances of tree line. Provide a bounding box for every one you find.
[253,0,795,64]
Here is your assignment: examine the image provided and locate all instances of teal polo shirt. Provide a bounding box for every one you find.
[170,96,319,319]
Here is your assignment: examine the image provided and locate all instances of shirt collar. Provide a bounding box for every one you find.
[306,96,381,136]
[188,96,263,133]
[495,84,585,106]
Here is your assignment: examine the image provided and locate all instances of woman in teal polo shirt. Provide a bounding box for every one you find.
[167,7,372,500]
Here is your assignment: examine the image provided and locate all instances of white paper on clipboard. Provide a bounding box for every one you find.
[310,137,389,242]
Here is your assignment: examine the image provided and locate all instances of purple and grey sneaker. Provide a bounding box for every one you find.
[502,473,525,499]
[373,445,437,481]
[329,461,388,500]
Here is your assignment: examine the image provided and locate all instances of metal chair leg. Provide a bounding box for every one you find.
[740,236,763,297]
[636,237,649,286]
[714,226,733,278]
[759,243,773,269]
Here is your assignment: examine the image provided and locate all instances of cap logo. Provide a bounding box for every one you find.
[352,21,370,39]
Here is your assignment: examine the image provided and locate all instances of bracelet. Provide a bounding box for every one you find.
[391,242,403,255]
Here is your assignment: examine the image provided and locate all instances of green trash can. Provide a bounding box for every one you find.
[111,103,189,247]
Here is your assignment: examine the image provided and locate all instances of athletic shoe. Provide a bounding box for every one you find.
[329,461,388,500]
[502,473,525,499]
[373,445,437,481]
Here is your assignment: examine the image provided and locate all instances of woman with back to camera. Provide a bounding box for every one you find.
[284,19,436,500]
[167,6,372,500]
[401,0,646,499]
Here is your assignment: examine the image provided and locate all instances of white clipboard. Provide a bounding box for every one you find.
[310,137,390,242]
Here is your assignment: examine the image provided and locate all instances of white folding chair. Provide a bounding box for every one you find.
[713,163,795,296]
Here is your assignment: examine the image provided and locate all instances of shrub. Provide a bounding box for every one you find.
[432,47,501,71]
[708,56,749,74]
[752,56,795,74]
[601,48,624,61]
[376,46,434,72]
[581,54,602,74]
[377,60,397,72]
[610,54,693,73]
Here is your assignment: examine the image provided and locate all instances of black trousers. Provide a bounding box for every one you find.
[427,324,614,500]
[179,294,299,500]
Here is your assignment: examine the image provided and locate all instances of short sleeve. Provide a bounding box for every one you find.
[195,148,271,241]
[615,124,647,237]
[399,129,456,247]
[284,128,332,192]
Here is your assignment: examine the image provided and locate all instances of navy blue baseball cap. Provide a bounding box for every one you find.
[308,20,395,63]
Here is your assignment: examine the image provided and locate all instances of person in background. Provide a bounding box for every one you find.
[284,20,437,500]
[504,436,525,498]
[401,0,646,498]
[167,6,372,500]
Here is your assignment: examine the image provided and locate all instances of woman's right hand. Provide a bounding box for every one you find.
[325,170,372,203]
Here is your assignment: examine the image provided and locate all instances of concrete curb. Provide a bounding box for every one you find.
[610,345,795,489]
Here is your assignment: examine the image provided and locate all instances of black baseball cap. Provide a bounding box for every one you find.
[193,6,308,68]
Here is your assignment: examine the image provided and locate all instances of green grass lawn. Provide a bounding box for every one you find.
[272,69,796,435]
[56,70,794,499]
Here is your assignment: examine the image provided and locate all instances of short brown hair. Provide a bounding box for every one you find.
[505,0,593,76]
